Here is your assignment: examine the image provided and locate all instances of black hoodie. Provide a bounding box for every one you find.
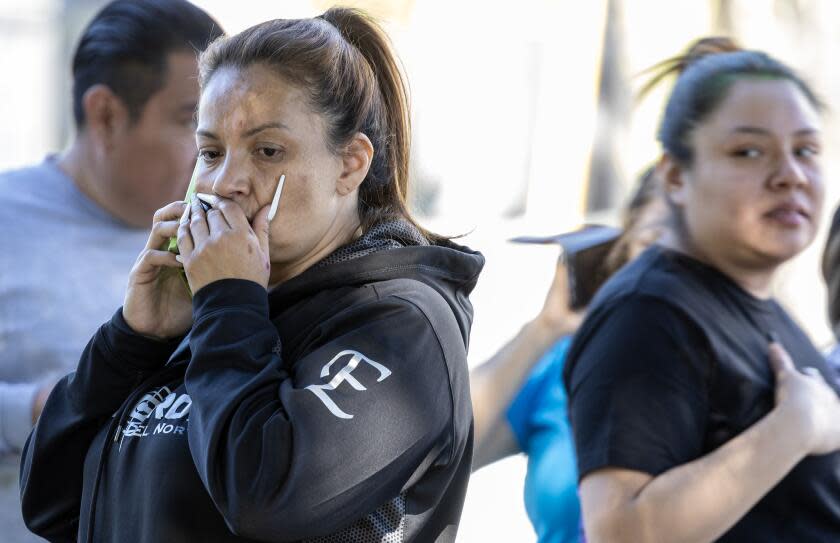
[20,222,483,542]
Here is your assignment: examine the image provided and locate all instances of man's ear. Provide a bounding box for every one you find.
[81,84,130,152]
[657,153,689,208]
[336,132,373,196]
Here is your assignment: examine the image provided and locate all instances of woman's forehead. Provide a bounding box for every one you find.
[699,79,821,136]
[197,66,320,135]
[202,67,297,107]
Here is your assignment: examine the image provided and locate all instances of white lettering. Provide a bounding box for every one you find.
[128,386,172,423]
[155,423,174,434]
[164,394,192,419]
[152,423,186,436]
[153,393,177,419]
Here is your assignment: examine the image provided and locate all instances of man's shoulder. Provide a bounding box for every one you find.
[0,160,62,202]
[0,160,54,180]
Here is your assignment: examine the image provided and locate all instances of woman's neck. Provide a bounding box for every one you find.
[659,231,777,299]
[268,214,363,287]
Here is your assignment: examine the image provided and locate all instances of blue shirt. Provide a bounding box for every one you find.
[506,338,581,543]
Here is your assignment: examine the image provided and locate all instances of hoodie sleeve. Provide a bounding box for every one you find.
[185,279,460,541]
[19,309,180,541]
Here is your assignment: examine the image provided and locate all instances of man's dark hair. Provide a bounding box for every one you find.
[72,0,223,128]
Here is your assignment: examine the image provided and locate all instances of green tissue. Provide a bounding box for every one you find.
[166,162,202,295]
[167,162,201,254]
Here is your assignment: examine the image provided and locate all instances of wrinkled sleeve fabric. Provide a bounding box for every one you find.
[19,310,180,541]
[185,279,458,541]
[564,295,712,479]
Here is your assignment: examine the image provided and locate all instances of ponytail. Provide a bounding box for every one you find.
[636,36,740,103]
[320,9,412,222]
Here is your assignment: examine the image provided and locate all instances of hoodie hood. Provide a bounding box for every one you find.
[268,219,484,348]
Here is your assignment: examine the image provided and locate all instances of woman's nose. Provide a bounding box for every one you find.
[770,151,809,190]
[198,157,251,199]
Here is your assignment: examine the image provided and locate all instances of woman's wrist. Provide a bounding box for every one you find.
[769,401,816,457]
[528,315,568,349]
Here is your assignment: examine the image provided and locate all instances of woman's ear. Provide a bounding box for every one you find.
[657,154,689,207]
[336,132,374,196]
[81,84,130,153]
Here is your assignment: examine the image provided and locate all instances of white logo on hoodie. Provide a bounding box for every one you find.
[122,386,192,441]
[306,350,391,419]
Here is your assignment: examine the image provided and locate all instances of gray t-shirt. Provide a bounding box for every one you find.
[0,158,148,452]
[0,158,149,542]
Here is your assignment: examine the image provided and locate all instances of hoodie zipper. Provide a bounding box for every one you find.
[83,363,186,543]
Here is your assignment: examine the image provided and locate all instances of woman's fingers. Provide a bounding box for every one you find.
[144,249,183,268]
[178,204,194,257]
[802,366,823,379]
[145,201,188,250]
[536,257,579,335]
[215,199,248,231]
[207,199,267,258]
[549,258,569,291]
[768,340,826,382]
[206,207,232,236]
[189,197,210,243]
[155,200,190,223]
[251,205,271,257]
[133,249,184,280]
[768,342,795,377]
[149,220,180,250]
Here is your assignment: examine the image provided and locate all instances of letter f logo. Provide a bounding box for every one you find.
[305,350,392,419]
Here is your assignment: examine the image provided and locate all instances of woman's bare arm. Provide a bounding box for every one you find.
[581,343,840,543]
[470,261,582,468]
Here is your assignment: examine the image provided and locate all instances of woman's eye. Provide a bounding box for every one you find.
[795,146,819,158]
[199,150,220,162]
[257,147,283,159]
[733,148,762,158]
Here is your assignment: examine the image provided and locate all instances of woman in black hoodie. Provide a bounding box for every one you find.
[20,8,482,543]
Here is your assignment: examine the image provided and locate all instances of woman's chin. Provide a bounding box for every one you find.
[750,239,811,267]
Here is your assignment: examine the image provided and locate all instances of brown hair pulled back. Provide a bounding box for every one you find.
[199,8,439,241]
[636,36,741,101]
[602,165,662,276]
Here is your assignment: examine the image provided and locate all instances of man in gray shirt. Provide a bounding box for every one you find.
[0,1,222,539]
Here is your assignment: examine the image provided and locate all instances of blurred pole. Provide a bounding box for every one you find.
[523,0,608,232]
[620,0,714,194]
[586,0,631,215]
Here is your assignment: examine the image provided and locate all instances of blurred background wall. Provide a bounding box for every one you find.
[2,0,838,540]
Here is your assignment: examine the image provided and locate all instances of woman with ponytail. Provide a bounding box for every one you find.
[20,8,482,542]
[564,37,840,542]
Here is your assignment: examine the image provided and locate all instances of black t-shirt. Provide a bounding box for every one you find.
[564,245,840,542]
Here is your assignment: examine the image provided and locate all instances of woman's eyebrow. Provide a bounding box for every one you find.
[729,126,820,137]
[730,126,772,136]
[196,129,219,140]
[196,122,291,140]
[243,122,291,137]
